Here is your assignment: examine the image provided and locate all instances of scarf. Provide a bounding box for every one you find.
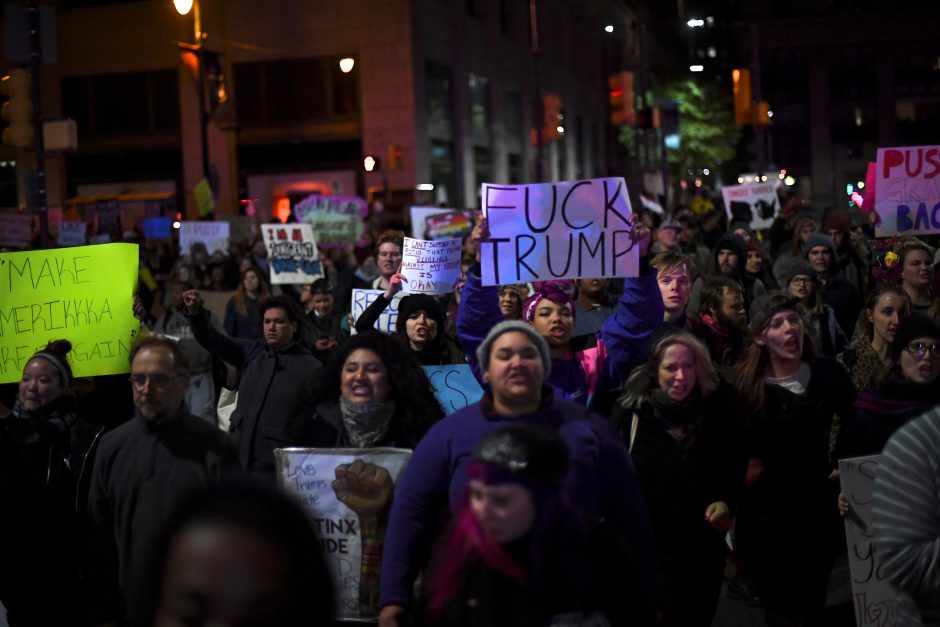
[650,389,705,455]
[339,398,396,448]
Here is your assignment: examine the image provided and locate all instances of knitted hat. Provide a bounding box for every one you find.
[396,294,445,334]
[748,291,801,335]
[730,220,752,236]
[822,211,852,234]
[890,313,940,363]
[659,217,682,232]
[785,260,818,287]
[522,283,576,324]
[29,340,73,387]
[802,234,836,259]
[470,423,569,490]
[476,320,552,378]
[309,278,333,294]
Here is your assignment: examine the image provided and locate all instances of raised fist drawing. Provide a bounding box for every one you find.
[332,460,394,517]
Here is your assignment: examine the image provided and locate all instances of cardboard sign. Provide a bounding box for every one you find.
[0,211,32,248]
[423,364,482,414]
[179,221,230,256]
[720,182,779,230]
[57,221,88,247]
[275,447,412,621]
[261,223,322,284]
[350,289,404,335]
[194,178,215,217]
[839,455,898,627]
[400,237,461,295]
[874,145,940,237]
[480,177,639,286]
[409,206,474,240]
[0,243,140,383]
[95,202,123,241]
[293,194,367,248]
[141,217,173,240]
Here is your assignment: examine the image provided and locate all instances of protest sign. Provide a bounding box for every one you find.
[409,206,474,240]
[57,221,88,247]
[0,243,140,383]
[874,145,940,237]
[294,194,367,248]
[839,455,897,627]
[720,182,779,230]
[0,211,32,248]
[179,221,230,256]
[47,206,63,230]
[400,237,461,295]
[276,447,411,621]
[480,177,639,286]
[350,289,404,335]
[423,364,484,414]
[194,178,215,217]
[95,201,122,241]
[261,223,322,284]
[141,217,172,240]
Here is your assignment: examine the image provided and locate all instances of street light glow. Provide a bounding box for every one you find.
[416,183,434,191]
[604,24,614,33]
[690,64,704,72]
[363,155,377,172]
[556,125,565,134]
[339,57,355,73]
[687,18,705,27]
[173,0,193,15]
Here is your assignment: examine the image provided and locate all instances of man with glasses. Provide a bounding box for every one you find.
[87,336,240,626]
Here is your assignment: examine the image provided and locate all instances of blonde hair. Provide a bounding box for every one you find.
[619,332,718,409]
[651,251,697,282]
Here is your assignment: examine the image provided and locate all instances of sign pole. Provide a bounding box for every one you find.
[27,1,47,247]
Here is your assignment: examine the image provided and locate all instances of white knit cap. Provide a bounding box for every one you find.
[476,320,552,379]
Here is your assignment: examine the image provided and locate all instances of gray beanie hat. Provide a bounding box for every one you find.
[476,320,552,379]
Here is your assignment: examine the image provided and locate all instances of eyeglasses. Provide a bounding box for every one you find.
[129,374,183,389]
[789,276,813,286]
[904,341,940,360]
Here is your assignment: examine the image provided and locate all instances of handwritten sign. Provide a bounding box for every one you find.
[839,455,897,627]
[720,182,779,230]
[409,206,473,240]
[179,221,230,256]
[400,237,461,295]
[350,289,404,335]
[294,194,367,248]
[0,212,32,248]
[57,221,88,247]
[423,364,482,414]
[480,177,638,286]
[275,447,411,621]
[95,202,122,241]
[0,243,140,383]
[261,223,322,284]
[874,145,940,237]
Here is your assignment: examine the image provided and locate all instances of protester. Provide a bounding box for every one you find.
[872,406,940,626]
[378,322,658,627]
[614,332,745,627]
[897,237,936,313]
[87,336,241,626]
[690,276,748,369]
[373,230,405,291]
[497,284,522,320]
[822,210,869,298]
[730,292,856,627]
[650,216,682,255]
[839,313,940,457]
[785,261,848,356]
[355,275,465,366]
[287,332,442,448]
[771,214,817,286]
[224,266,271,341]
[651,251,697,327]
[301,278,346,362]
[745,241,779,291]
[145,484,335,627]
[184,291,320,480]
[803,234,860,338]
[838,285,910,390]
[423,424,650,627]
[0,340,98,627]
[688,233,765,319]
[571,277,614,348]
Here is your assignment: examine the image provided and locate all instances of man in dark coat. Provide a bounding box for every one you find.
[803,234,861,339]
[688,233,766,319]
[184,291,321,481]
[87,337,241,626]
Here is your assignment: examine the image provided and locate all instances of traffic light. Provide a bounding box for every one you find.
[1,69,33,147]
[756,101,771,126]
[608,71,635,126]
[541,93,563,143]
[732,68,752,125]
[387,144,404,170]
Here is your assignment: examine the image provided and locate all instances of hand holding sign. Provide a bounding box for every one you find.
[181,289,202,315]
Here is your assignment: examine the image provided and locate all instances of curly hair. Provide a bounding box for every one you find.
[318,332,443,444]
[619,331,718,410]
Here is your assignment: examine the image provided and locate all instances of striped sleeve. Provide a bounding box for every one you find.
[872,408,940,624]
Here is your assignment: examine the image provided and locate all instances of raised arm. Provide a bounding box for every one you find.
[182,289,254,368]
[456,215,504,382]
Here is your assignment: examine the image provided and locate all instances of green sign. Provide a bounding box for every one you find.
[0,243,140,383]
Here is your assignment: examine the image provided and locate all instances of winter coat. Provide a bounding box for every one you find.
[838,379,940,458]
[357,293,466,366]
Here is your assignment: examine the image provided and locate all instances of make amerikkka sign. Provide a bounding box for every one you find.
[874,145,940,237]
[480,177,639,286]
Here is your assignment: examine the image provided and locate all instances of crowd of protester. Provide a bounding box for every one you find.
[2,190,940,627]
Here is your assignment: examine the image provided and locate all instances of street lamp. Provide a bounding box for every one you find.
[339,57,355,73]
[173,0,193,15]
[686,18,704,28]
[173,0,210,193]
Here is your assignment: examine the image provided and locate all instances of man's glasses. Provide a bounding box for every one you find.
[789,276,813,286]
[904,341,940,360]
[129,374,183,389]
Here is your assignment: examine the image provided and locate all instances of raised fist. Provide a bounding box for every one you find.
[332,459,394,516]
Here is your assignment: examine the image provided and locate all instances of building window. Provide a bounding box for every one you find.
[61,70,179,139]
[430,140,456,205]
[468,74,490,132]
[473,146,492,199]
[505,91,523,139]
[426,62,452,123]
[508,153,522,184]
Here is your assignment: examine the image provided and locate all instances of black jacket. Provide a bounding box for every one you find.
[188,308,321,478]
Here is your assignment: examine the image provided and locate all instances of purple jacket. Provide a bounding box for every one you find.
[378,391,660,608]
